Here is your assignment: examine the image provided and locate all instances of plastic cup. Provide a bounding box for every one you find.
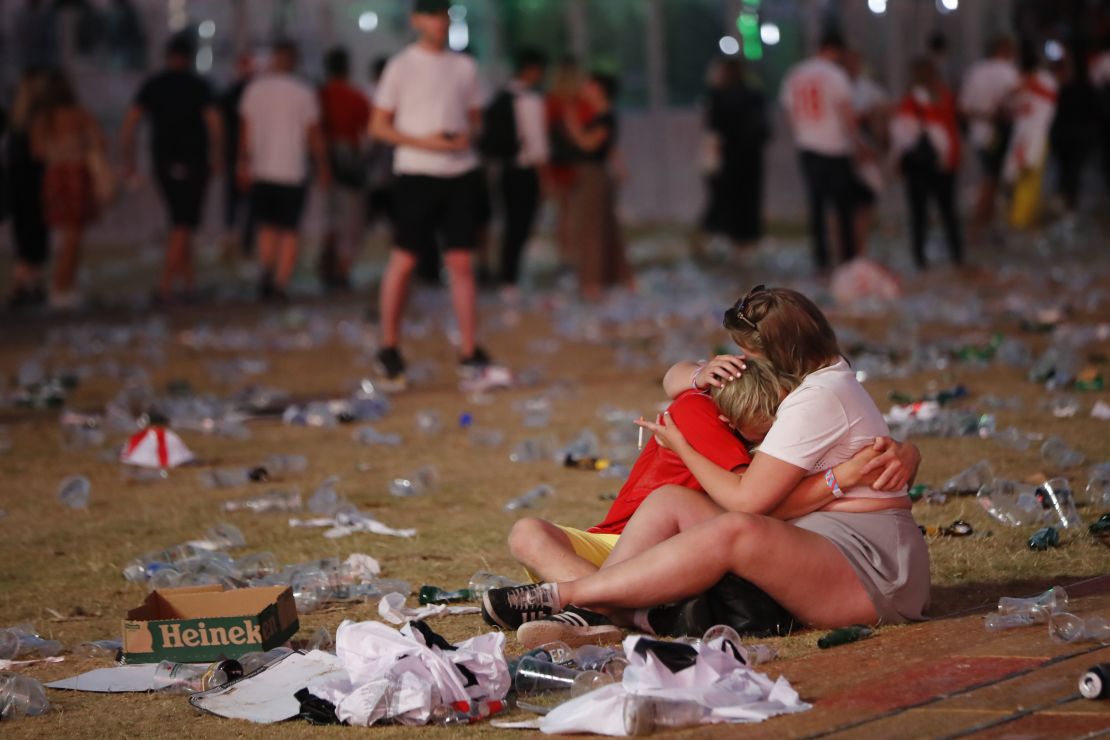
[571,670,614,697]
[998,586,1067,616]
[57,475,90,509]
[702,624,742,654]
[1041,436,1086,469]
[514,655,581,696]
[1040,478,1083,529]
[0,673,50,719]
[574,644,621,672]
[534,641,574,665]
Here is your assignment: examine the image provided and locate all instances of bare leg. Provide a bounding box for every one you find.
[601,486,724,570]
[274,231,299,289]
[379,248,417,349]
[558,512,878,628]
[257,226,279,274]
[444,249,477,357]
[161,226,192,297]
[508,518,601,582]
[53,226,82,293]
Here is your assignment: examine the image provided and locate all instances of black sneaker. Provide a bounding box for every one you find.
[481,583,559,631]
[517,606,622,649]
[258,270,275,300]
[646,596,715,638]
[376,347,406,384]
[458,346,492,376]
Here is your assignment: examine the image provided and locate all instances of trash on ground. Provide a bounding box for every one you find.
[377,593,481,625]
[504,485,554,512]
[1027,526,1060,550]
[817,625,873,649]
[0,673,50,719]
[120,426,194,469]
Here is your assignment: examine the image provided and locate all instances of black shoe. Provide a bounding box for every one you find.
[646,596,715,638]
[481,583,558,631]
[376,346,406,382]
[517,606,622,649]
[258,271,275,300]
[458,346,492,376]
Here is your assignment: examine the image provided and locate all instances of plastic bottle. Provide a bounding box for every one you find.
[623,695,710,735]
[1041,436,1086,469]
[388,465,438,498]
[0,625,63,659]
[222,489,302,514]
[352,426,402,446]
[503,484,554,512]
[418,585,471,605]
[57,475,90,509]
[817,625,873,649]
[154,659,243,694]
[0,673,50,719]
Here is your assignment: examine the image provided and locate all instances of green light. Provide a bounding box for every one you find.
[737,12,762,61]
[737,13,758,30]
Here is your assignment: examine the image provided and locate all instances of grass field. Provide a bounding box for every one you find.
[0,232,1108,738]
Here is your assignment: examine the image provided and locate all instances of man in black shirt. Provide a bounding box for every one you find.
[121,33,222,302]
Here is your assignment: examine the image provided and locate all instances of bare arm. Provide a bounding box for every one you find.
[563,110,608,152]
[662,356,747,399]
[203,106,223,176]
[119,105,143,175]
[308,121,330,188]
[369,107,464,152]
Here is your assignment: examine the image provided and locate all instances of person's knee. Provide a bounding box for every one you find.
[443,250,473,273]
[388,249,418,274]
[508,517,562,564]
[715,511,766,549]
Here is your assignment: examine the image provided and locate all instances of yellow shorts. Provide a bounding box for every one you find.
[523,526,621,582]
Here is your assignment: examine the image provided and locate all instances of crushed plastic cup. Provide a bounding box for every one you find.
[199,466,269,489]
[977,479,1043,526]
[998,586,1067,617]
[509,437,557,463]
[1041,436,1086,469]
[0,625,62,659]
[992,426,1031,451]
[263,454,307,478]
[503,484,553,512]
[1083,465,1110,507]
[1039,478,1083,529]
[154,659,242,694]
[467,571,521,599]
[1048,613,1110,645]
[75,639,122,659]
[234,551,279,579]
[57,475,90,509]
[534,641,575,665]
[469,428,505,448]
[291,569,330,614]
[307,477,343,514]
[0,673,51,720]
[571,670,614,696]
[353,426,402,446]
[238,646,295,674]
[702,624,742,653]
[204,523,246,549]
[514,655,581,696]
[223,489,302,514]
[943,460,994,494]
[985,612,1041,631]
[574,644,622,672]
[388,465,438,498]
[623,695,709,735]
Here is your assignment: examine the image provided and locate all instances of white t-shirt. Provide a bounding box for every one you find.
[375,44,481,177]
[779,57,854,156]
[758,358,904,499]
[959,58,1019,148]
[240,72,319,185]
[852,75,887,114]
[508,80,549,168]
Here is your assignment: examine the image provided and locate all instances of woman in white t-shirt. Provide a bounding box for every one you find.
[480,286,929,642]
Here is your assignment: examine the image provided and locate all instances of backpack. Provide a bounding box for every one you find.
[478,89,519,161]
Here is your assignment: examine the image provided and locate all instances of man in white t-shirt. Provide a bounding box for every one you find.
[238,40,330,300]
[780,31,860,269]
[370,0,493,388]
[959,36,1018,243]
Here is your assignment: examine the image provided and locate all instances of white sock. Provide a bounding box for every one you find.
[541,582,562,610]
[633,608,656,635]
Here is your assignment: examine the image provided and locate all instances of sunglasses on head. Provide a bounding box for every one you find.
[730,284,766,331]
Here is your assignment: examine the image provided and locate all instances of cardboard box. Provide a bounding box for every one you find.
[122,585,299,664]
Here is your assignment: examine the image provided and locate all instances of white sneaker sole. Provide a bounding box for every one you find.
[517,620,623,649]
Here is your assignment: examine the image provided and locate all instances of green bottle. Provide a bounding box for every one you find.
[418,585,471,605]
[1088,514,1110,546]
[817,625,873,649]
[1027,527,1060,551]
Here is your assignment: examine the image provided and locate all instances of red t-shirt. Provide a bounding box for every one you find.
[589,391,752,535]
[319,80,370,145]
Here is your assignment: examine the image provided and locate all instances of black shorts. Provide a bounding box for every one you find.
[976,122,1013,179]
[252,181,307,230]
[155,161,209,228]
[392,169,485,255]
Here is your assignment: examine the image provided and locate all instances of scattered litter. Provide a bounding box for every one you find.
[120,426,194,469]
[377,593,481,624]
[504,484,554,512]
[984,586,1066,630]
[817,625,873,649]
[1079,664,1110,700]
[0,673,50,719]
[1027,526,1060,550]
[57,475,91,509]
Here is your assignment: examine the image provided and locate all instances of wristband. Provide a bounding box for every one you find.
[691,361,707,390]
[824,469,845,499]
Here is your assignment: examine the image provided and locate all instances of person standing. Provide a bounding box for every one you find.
[369,0,494,386]
[1049,53,1099,215]
[480,47,549,289]
[891,58,963,270]
[701,57,769,250]
[318,47,371,291]
[218,54,255,258]
[363,57,396,243]
[31,68,106,310]
[959,37,1019,244]
[845,49,889,253]
[780,31,860,269]
[4,68,50,308]
[545,57,591,269]
[1003,50,1057,230]
[563,72,631,300]
[238,40,330,301]
[121,33,223,303]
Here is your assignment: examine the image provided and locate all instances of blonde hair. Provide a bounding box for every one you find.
[710,356,796,430]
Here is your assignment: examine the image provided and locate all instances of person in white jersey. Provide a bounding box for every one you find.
[959,36,1019,244]
[780,31,861,269]
[480,286,929,645]
[369,0,494,388]
[238,40,330,300]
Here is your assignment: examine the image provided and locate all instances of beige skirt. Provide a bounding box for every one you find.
[568,162,630,289]
[792,508,931,624]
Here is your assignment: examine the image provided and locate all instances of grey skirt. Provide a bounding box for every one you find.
[792,509,931,624]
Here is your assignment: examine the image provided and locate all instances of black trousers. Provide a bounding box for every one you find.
[904,168,962,269]
[1055,144,1087,211]
[498,165,540,285]
[799,150,856,269]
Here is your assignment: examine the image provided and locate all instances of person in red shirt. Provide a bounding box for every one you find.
[507,358,890,583]
[318,47,370,290]
[891,57,963,269]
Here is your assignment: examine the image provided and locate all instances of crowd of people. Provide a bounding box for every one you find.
[707,30,1110,272]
